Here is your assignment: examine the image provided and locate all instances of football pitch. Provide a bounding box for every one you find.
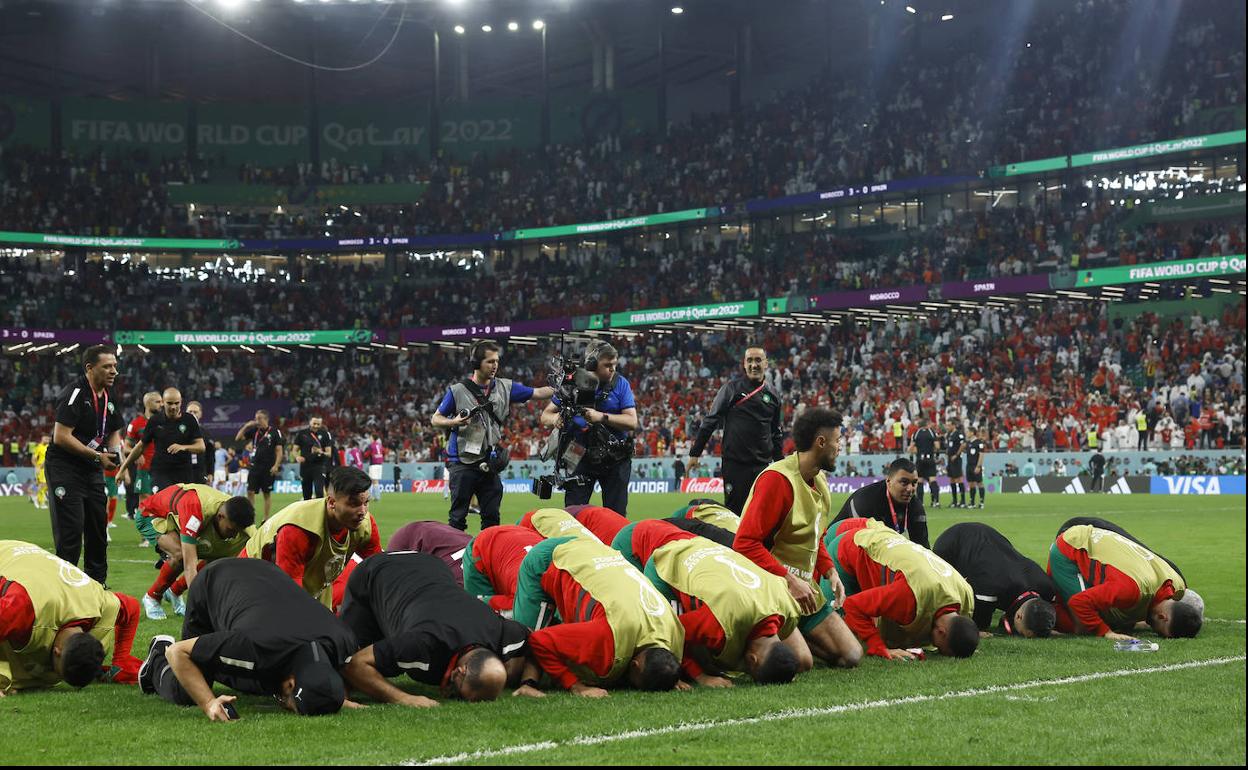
[1,490,1244,766]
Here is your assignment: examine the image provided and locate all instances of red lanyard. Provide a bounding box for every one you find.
[734,382,766,408]
[885,491,904,534]
[310,430,322,448]
[89,387,109,442]
[254,427,269,449]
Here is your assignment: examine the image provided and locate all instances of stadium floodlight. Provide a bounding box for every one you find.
[481,24,492,31]
[905,5,916,12]
[671,6,683,14]
[453,24,465,33]
[532,19,544,30]
[507,20,519,31]
[941,13,953,20]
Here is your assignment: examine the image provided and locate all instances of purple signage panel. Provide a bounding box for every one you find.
[0,328,110,345]
[401,318,572,344]
[811,284,930,310]
[939,273,1051,300]
[199,399,294,437]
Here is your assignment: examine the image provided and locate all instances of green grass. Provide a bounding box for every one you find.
[1,491,1244,765]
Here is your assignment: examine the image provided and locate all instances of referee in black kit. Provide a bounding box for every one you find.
[46,344,126,584]
[687,346,784,514]
[908,417,942,509]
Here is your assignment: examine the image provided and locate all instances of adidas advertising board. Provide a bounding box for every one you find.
[1002,476,1152,494]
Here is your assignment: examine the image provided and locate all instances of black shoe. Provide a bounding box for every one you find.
[139,634,175,695]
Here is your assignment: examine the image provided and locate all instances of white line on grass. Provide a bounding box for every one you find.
[405,656,1246,766]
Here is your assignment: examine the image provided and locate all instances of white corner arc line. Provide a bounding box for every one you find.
[404,656,1246,766]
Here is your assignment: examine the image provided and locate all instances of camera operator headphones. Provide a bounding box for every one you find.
[584,340,612,370]
[468,340,496,370]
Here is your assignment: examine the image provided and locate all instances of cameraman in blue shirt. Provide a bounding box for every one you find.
[540,341,638,516]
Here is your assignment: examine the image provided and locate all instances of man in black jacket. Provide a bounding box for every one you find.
[832,458,929,548]
[687,347,784,514]
[933,522,1058,637]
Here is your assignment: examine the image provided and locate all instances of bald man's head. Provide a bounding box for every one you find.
[143,391,163,417]
[162,388,183,419]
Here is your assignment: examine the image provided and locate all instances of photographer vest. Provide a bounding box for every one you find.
[650,538,799,670]
[450,377,513,465]
[549,538,684,684]
[0,541,120,689]
[245,498,374,608]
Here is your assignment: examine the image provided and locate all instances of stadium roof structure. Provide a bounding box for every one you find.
[0,0,998,104]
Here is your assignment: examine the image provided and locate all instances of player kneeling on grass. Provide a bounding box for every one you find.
[138,558,360,720]
[0,540,142,694]
[462,524,545,614]
[513,536,684,697]
[519,506,605,542]
[519,504,631,543]
[667,499,743,534]
[733,409,863,669]
[330,520,474,610]
[242,466,382,609]
[339,552,534,706]
[1047,524,1201,641]
[625,520,805,687]
[134,483,255,620]
[613,518,736,571]
[933,522,1058,638]
[826,519,979,660]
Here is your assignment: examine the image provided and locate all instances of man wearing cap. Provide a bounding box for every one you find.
[518,505,629,544]
[620,519,806,686]
[0,540,142,693]
[512,536,684,697]
[339,552,534,706]
[826,518,979,660]
[242,466,382,609]
[832,458,929,548]
[461,525,545,613]
[138,558,359,720]
[667,500,742,533]
[1047,524,1201,640]
[933,522,1057,638]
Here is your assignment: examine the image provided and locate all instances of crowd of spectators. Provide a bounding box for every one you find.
[1,197,1242,334]
[0,0,1243,241]
[2,293,1242,472]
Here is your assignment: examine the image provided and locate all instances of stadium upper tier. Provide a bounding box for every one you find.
[1,293,1243,464]
[0,0,1243,241]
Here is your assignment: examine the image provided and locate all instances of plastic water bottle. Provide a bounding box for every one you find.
[1112,638,1159,652]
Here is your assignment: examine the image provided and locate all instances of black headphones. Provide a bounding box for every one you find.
[468,340,495,370]
[584,341,610,369]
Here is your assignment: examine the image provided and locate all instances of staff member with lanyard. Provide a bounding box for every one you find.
[831,458,929,548]
[46,345,126,585]
[541,341,638,516]
[687,346,784,514]
[433,340,554,531]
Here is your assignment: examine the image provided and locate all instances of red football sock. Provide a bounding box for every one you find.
[147,560,181,600]
[107,497,118,524]
[169,561,205,597]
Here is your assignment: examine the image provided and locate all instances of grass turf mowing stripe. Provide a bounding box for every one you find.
[405,656,1246,766]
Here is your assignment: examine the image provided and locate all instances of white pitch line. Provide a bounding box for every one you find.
[405,656,1246,766]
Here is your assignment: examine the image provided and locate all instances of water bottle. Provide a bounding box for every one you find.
[1112,638,1159,652]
